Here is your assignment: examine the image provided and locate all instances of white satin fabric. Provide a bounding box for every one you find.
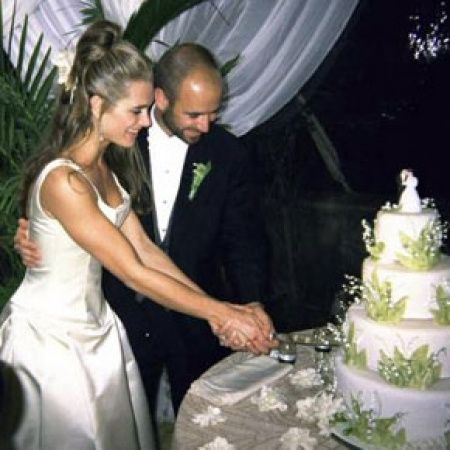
[0,159,154,449]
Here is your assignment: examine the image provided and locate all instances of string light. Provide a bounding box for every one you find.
[409,1,450,61]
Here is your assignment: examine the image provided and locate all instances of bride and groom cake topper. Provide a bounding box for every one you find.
[398,168,421,213]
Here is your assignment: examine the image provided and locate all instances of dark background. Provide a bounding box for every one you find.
[241,0,450,332]
[312,0,449,199]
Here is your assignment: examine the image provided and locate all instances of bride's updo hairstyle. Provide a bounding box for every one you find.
[21,20,153,216]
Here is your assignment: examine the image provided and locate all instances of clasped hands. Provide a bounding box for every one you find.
[210,302,278,355]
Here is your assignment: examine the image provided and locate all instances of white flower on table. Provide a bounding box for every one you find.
[192,406,226,427]
[280,427,317,450]
[250,385,287,412]
[288,368,323,388]
[199,436,236,450]
[314,393,344,436]
[296,392,345,436]
[295,396,317,424]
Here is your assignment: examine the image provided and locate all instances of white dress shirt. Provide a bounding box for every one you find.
[147,107,188,241]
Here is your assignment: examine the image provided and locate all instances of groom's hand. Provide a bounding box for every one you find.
[215,303,278,354]
[14,218,41,267]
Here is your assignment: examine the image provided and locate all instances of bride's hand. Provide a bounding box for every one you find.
[210,303,277,354]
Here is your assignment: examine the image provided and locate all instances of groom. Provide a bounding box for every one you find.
[15,43,270,420]
[103,43,270,415]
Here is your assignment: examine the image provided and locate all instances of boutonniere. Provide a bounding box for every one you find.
[188,161,212,200]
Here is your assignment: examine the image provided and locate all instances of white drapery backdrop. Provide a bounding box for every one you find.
[2,0,358,136]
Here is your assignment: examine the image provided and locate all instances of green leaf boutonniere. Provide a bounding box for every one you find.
[188,161,212,201]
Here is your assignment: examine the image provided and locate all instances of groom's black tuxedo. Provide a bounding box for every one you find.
[103,123,269,414]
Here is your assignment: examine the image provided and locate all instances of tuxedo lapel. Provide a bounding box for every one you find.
[169,141,212,245]
[165,146,194,248]
[175,146,196,210]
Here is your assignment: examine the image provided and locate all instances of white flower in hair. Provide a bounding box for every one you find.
[54,48,76,86]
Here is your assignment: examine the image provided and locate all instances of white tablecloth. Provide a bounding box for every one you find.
[173,331,349,449]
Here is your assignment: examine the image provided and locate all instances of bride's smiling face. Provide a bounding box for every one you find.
[99,80,154,148]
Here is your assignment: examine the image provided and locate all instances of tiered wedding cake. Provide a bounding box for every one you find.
[334,170,450,448]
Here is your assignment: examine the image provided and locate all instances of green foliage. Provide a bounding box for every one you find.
[332,396,406,449]
[0,3,57,308]
[123,0,206,51]
[431,285,450,326]
[344,322,367,369]
[378,344,443,389]
[397,220,444,270]
[80,0,105,25]
[364,271,407,323]
[188,161,211,201]
[220,54,240,78]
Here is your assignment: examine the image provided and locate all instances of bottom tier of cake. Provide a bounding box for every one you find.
[334,355,450,445]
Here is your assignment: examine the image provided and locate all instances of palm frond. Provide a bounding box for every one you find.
[123,0,207,51]
[80,0,105,26]
[16,15,29,89]
[0,1,57,307]
[29,48,55,102]
[220,54,240,78]
[23,34,44,90]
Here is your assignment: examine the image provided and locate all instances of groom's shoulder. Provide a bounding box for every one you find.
[208,123,238,141]
[201,124,246,155]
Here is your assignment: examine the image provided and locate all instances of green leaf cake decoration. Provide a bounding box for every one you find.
[341,273,407,323]
[431,285,450,326]
[377,344,443,389]
[332,396,406,449]
[396,219,445,271]
[344,322,367,369]
[364,271,407,323]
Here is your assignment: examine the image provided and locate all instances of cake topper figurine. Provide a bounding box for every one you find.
[398,169,421,213]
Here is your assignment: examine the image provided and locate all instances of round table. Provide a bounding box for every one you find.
[173,334,349,449]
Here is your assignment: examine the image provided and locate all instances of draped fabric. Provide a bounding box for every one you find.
[2,0,358,136]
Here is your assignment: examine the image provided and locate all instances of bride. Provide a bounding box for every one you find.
[0,20,275,449]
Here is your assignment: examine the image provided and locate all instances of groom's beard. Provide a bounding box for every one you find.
[161,107,202,145]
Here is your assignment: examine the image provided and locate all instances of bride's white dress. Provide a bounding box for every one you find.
[0,159,155,449]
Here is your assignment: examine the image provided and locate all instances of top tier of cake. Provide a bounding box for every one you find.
[374,207,439,264]
[370,169,445,268]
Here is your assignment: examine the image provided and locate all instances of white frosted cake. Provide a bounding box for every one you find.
[333,170,450,448]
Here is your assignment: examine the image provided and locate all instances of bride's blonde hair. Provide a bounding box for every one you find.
[21,20,153,216]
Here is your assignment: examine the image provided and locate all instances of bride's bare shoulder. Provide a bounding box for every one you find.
[40,164,96,216]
